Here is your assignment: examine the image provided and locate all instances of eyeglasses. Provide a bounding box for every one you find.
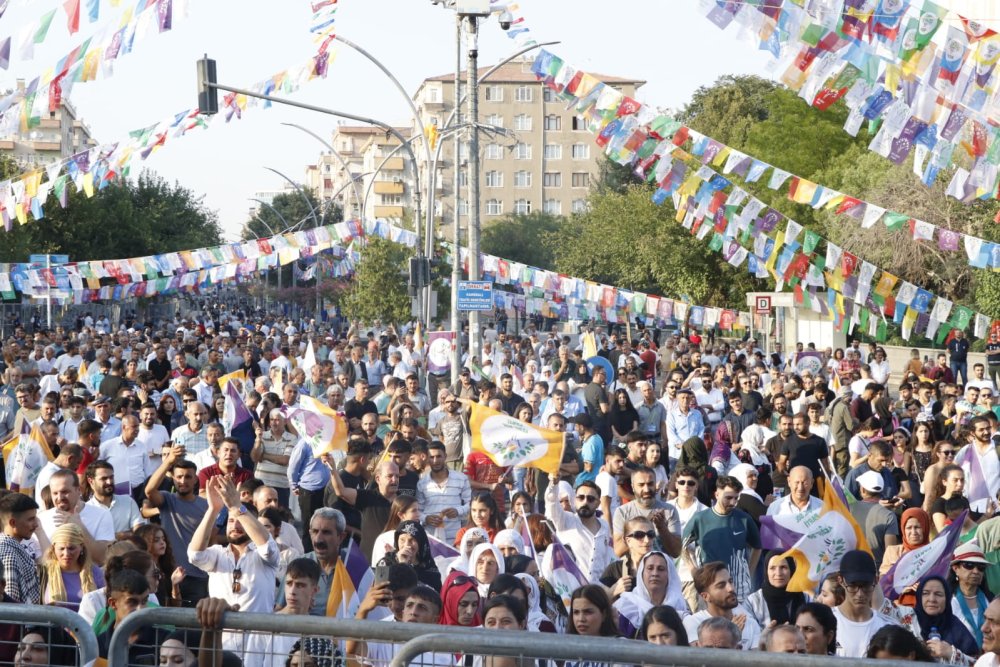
[666,385,677,390]
[940,450,956,457]
[576,494,598,503]
[232,568,243,594]
[448,574,480,587]
[677,479,697,486]
[958,562,988,572]
[625,530,656,541]
[845,582,874,593]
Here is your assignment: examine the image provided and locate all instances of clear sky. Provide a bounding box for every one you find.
[1,0,776,242]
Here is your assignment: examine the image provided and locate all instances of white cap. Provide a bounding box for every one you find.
[857,470,884,493]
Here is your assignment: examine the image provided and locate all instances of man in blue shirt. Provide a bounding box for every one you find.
[573,413,604,486]
[666,389,705,469]
[288,437,331,552]
[948,329,971,386]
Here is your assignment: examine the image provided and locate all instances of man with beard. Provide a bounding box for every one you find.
[611,466,681,558]
[37,469,114,565]
[189,476,279,654]
[544,473,614,582]
[430,393,465,470]
[417,442,470,544]
[145,445,210,606]
[684,562,761,650]
[84,461,144,540]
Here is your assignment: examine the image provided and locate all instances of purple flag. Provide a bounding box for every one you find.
[0,36,9,70]
[956,445,991,506]
[545,533,589,611]
[880,511,967,601]
[760,515,811,551]
[518,511,536,560]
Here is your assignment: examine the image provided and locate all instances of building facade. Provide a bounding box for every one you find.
[0,82,98,167]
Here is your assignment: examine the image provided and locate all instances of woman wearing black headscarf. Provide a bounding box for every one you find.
[914,575,979,664]
[746,552,807,627]
[376,520,442,591]
[678,433,716,506]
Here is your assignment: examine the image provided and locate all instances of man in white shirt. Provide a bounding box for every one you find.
[35,444,82,508]
[544,473,614,582]
[99,415,152,497]
[976,597,1000,667]
[595,446,625,523]
[135,402,170,470]
[416,442,471,544]
[84,461,144,539]
[962,416,1000,513]
[683,562,761,650]
[38,469,114,565]
[968,363,998,393]
[766,466,823,517]
[188,475,280,654]
[832,550,897,657]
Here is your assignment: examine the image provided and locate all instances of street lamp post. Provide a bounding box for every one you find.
[281,122,365,219]
[464,13,484,369]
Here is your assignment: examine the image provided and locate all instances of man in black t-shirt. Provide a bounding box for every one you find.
[324,440,372,544]
[325,458,399,562]
[344,380,377,428]
[988,332,1000,389]
[777,412,831,485]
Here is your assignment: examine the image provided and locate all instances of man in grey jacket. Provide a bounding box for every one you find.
[827,385,857,478]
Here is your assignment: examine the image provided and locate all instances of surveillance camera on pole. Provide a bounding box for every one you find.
[196,55,218,116]
[498,10,513,30]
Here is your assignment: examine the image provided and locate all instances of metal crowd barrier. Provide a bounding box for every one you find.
[0,603,99,666]
[110,607,919,667]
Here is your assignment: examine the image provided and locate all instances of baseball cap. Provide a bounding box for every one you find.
[857,470,884,493]
[839,550,877,584]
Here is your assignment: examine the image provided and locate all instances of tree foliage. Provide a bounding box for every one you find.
[0,171,222,262]
[341,237,411,324]
[242,190,340,241]
[481,212,562,269]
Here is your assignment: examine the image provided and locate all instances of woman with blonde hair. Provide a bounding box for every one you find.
[40,524,102,612]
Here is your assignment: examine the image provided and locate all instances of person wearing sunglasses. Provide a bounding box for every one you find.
[600,516,656,598]
[544,473,614,583]
[950,542,992,646]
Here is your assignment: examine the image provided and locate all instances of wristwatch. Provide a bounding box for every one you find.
[230,505,247,516]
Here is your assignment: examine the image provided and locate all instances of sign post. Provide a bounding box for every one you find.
[457,280,494,312]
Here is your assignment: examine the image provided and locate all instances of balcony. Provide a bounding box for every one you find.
[0,139,13,150]
[374,181,404,195]
[31,141,62,152]
[374,205,404,218]
[39,119,60,129]
[382,157,404,171]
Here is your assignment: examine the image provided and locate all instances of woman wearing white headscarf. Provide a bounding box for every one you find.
[469,542,505,597]
[514,572,555,633]
[730,462,767,523]
[448,527,490,575]
[493,529,525,558]
[613,551,687,638]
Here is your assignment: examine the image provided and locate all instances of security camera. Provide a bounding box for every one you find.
[498,10,513,30]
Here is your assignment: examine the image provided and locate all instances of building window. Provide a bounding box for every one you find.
[457,141,470,161]
[572,116,588,131]
[572,173,591,188]
[515,86,533,102]
[514,170,531,188]
[486,113,503,128]
[426,86,441,103]
[457,170,469,187]
[487,199,503,215]
[544,144,562,160]
[485,170,503,188]
[514,114,532,131]
[514,142,532,160]
[514,199,532,215]
[543,172,562,188]
[485,143,503,160]
[485,85,503,102]
[572,198,588,213]
[543,88,557,102]
[457,199,469,216]
[544,115,561,131]
[572,143,590,159]
[381,195,403,205]
[544,199,562,214]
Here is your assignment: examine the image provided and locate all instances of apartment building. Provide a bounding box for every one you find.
[0,81,98,166]
[412,58,644,239]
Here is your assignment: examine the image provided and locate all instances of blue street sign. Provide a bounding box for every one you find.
[457,280,494,311]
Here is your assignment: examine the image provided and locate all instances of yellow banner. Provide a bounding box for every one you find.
[468,402,564,475]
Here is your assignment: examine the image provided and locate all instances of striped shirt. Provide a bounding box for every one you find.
[417,470,472,544]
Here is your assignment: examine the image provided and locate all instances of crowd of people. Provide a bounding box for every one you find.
[2,308,1000,667]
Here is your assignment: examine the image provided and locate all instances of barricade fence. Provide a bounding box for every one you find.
[109,607,918,667]
[0,603,99,667]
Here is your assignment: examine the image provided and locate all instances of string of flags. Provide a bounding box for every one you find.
[696,0,1000,204]
[667,122,1000,270]
[529,48,996,342]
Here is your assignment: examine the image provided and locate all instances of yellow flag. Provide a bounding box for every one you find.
[218,369,246,392]
[781,477,871,593]
[468,402,564,475]
[287,395,348,457]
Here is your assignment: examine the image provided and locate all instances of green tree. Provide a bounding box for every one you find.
[0,171,222,262]
[481,212,563,269]
[341,237,412,323]
[546,184,758,306]
[242,190,339,241]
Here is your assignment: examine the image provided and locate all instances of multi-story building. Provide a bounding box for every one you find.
[304,124,412,222]
[411,58,644,240]
[0,81,98,167]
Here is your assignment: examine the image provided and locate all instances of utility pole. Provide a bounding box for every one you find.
[465,13,482,367]
[451,13,463,382]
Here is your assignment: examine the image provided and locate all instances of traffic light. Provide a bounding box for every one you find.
[409,257,431,290]
[196,56,218,116]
